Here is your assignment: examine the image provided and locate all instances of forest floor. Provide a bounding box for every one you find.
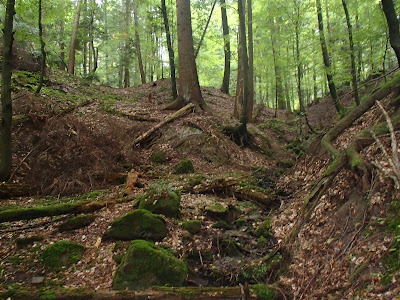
[0,69,399,299]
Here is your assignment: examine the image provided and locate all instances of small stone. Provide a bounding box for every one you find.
[31,276,45,284]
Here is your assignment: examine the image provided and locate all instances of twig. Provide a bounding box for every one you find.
[7,145,38,183]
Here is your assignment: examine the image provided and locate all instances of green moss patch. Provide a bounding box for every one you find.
[181,220,202,234]
[113,240,188,290]
[150,151,167,164]
[255,218,272,238]
[15,235,44,248]
[105,209,168,241]
[173,158,194,174]
[205,202,228,218]
[58,215,95,232]
[40,241,85,270]
[138,184,181,218]
[251,284,277,300]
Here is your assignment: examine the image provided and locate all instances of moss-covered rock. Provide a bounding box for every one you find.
[181,220,202,234]
[150,151,167,164]
[205,202,228,219]
[40,241,85,269]
[173,158,194,174]
[138,184,180,218]
[104,209,168,241]
[113,240,188,290]
[57,215,95,232]
[15,235,44,248]
[255,218,272,238]
[212,220,232,230]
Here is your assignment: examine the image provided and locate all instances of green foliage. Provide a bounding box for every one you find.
[57,215,95,232]
[255,218,272,238]
[40,241,85,270]
[113,240,188,290]
[251,284,277,300]
[173,159,195,174]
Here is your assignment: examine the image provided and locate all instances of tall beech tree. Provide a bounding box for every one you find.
[68,0,83,74]
[220,0,230,94]
[36,0,46,94]
[381,0,400,67]
[134,1,146,84]
[315,0,343,114]
[0,0,16,181]
[161,0,178,99]
[167,0,205,111]
[342,0,360,105]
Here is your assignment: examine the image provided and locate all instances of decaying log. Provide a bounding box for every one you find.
[132,103,195,146]
[0,194,137,223]
[1,285,278,300]
[0,183,31,199]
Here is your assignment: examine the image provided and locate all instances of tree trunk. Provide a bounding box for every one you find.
[342,0,360,105]
[36,0,46,94]
[270,15,285,111]
[59,17,66,70]
[170,0,205,111]
[0,0,15,181]
[315,0,344,114]
[194,0,217,59]
[220,0,231,94]
[247,0,254,122]
[161,0,178,99]
[124,0,131,88]
[134,1,146,84]
[68,0,82,75]
[381,0,400,67]
[238,0,249,129]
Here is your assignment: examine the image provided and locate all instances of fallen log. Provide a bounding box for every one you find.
[1,285,282,300]
[132,103,195,146]
[0,194,137,223]
[0,183,31,199]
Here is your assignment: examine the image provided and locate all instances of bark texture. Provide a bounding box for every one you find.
[382,0,400,67]
[220,0,231,94]
[134,1,146,84]
[0,0,16,181]
[68,0,82,74]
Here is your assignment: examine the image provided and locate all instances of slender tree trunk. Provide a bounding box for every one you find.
[316,0,344,114]
[381,0,400,67]
[68,0,83,74]
[124,0,131,88]
[342,0,360,105]
[220,0,230,94]
[247,0,254,122]
[172,0,205,111]
[294,2,305,113]
[0,0,15,181]
[270,15,285,111]
[59,19,66,70]
[134,1,146,84]
[36,0,46,94]
[161,0,178,99]
[89,0,97,74]
[194,0,217,59]
[236,0,249,128]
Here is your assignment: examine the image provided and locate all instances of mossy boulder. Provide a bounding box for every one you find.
[104,209,168,241]
[205,202,228,219]
[113,240,188,290]
[40,241,85,269]
[181,220,201,234]
[173,158,194,174]
[57,214,95,232]
[138,185,181,218]
[150,151,167,164]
